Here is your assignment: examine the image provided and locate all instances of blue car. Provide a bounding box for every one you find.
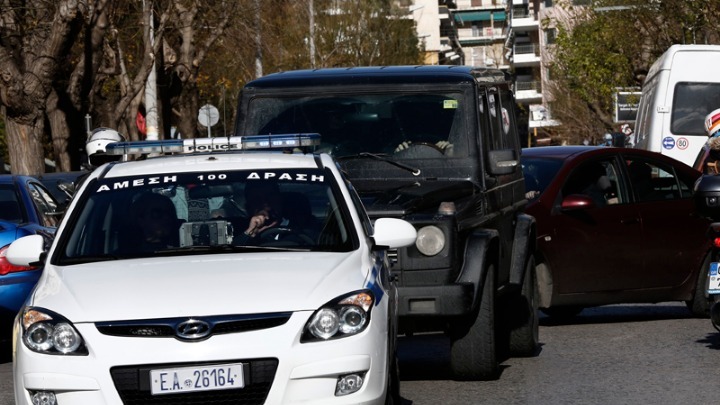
[0,175,59,339]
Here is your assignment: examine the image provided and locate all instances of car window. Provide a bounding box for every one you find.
[672,82,720,136]
[521,156,563,200]
[561,159,624,207]
[55,168,358,265]
[624,157,690,202]
[0,185,23,223]
[28,182,59,228]
[245,91,470,158]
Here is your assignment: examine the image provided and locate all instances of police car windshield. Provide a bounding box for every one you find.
[54,168,357,264]
[245,92,470,158]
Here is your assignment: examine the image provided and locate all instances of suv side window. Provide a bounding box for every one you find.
[486,89,504,151]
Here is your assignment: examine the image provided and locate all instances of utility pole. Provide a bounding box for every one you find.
[144,0,159,141]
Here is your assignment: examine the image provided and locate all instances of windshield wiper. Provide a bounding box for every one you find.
[338,152,421,176]
[157,244,311,254]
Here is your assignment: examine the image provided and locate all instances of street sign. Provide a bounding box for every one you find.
[198,104,220,137]
[198,104,220,127]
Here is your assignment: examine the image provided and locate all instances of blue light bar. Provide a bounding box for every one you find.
[105,133,321,156]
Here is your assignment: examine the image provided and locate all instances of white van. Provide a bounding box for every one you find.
[633,44,720,167]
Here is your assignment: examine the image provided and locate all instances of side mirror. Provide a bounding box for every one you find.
[488,149,518,176]
[560,194,596,211]
[372,218,417,249]
[6,234,46,267]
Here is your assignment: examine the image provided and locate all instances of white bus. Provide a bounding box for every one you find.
[633,44,720,167]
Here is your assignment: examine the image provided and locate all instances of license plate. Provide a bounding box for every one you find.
[150,363,244,395]
[708,262,720,295]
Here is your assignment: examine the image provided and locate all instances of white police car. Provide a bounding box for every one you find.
[7,134,416,405]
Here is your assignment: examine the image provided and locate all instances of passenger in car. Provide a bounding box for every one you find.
[628,161,662,201]
[566,162,613,207]
[130,192,181,251]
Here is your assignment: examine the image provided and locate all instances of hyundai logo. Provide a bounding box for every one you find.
[176,319,211,340]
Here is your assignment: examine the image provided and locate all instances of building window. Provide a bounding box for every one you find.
[545,28,557,45]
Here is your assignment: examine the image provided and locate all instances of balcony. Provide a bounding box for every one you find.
[512,44,540,67]
[510,8,538,32]
[457,27,505,45]
[515,80,542,103]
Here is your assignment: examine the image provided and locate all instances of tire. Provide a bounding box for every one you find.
[508,257,539,357]
[686,253,712,318]
[450,265,498,381]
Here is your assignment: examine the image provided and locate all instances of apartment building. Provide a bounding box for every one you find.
[408,0,561,143]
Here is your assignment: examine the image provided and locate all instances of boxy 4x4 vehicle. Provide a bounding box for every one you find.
[235,66,538,380]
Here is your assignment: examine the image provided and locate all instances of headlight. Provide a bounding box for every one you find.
[21,307,88,355]
[415,225,445,256]
[301,290,374,342]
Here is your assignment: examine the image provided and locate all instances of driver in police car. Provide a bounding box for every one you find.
[235,180,287,244]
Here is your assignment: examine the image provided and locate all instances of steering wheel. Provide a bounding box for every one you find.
[258,227,315,245]
[394,141,445,158]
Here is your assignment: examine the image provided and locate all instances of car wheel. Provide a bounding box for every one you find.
[540,306,584,320]
[686,253,711,318]
[508,257,539,357]
[449,265,498,381]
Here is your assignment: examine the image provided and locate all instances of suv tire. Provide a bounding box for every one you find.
[450,264,498,381]
[508,257,539,356]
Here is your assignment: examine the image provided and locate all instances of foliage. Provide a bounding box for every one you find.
[547,0,720,144]
[0,0,422,173]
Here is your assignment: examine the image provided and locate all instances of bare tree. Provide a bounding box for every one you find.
[0,0,86,175]
[161,0,235,139]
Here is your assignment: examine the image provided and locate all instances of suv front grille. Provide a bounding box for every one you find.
[387,249,398,265]
[111,358,277,405]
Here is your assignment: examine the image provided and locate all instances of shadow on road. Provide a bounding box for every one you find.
[0,340,10,364]
[539,303,694,327]
[397,334,453,381]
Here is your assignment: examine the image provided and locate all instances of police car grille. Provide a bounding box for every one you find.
[111,358,277,405]
[96,313,292,338]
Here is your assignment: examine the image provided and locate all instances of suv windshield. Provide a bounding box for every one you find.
[245,91,471,158]
[55,168,356,264]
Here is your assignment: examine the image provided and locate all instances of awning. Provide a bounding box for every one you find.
[454,11,490,22]
[454,11,506,23]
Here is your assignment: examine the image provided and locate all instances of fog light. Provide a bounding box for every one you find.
[31,390,57,405]
[335,372,365,396]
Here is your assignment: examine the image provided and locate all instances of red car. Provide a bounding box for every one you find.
[521,146,711,319]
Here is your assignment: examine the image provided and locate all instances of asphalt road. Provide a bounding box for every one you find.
[398,302,720,405]
[0,302,717,405]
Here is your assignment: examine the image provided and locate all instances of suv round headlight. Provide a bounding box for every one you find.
[416,225,445,256]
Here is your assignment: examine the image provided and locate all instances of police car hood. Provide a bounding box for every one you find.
[32,251,369,322]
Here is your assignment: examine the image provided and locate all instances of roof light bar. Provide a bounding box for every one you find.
[104,133,321,156]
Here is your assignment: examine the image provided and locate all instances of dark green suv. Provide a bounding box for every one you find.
[235,66,538,380]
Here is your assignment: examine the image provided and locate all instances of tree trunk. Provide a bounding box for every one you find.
[46,90,73,172]
[176,83,200,139]
[3,107,46,176]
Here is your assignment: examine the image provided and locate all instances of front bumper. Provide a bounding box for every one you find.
[13,310,389,405]
[397,283,474,317]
